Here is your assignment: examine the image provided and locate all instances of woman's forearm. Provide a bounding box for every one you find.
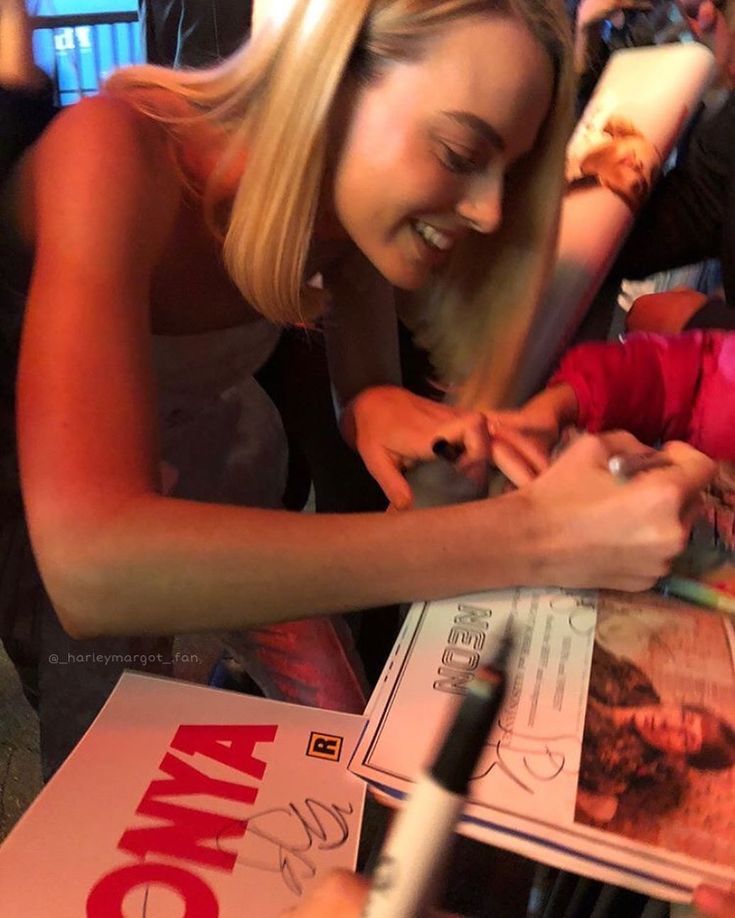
[30,431,717,639]
[37,489,548,638]
[524,382,579,432]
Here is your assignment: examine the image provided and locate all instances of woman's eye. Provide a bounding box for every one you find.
[438,144,478,175]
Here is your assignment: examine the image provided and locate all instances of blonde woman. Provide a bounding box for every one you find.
[3,0,713,776]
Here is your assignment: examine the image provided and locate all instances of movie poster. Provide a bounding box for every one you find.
[0,673,367,917]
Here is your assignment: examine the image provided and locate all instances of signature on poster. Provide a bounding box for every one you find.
[234,798,355,896]
[471,722,581,795]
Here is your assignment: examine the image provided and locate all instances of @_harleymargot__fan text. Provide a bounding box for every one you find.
[47,652,200,666]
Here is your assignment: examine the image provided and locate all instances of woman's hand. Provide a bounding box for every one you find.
[523,432,715,591]
[486,420,553,488]
[576,0,652,31]
[692,884,735,917]
[281,870,366,916]
[281,869,459,917]
[342,385,547,507]
[572,0,651,74]
[343,385,491,508]
[484,383,580,485]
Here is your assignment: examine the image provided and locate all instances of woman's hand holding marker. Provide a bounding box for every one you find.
[522,433,715,592]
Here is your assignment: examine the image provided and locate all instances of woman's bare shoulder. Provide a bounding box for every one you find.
[21,94,183,252]
[32,94,181,204]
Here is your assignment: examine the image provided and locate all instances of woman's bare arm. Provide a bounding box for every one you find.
[18,98,715,640]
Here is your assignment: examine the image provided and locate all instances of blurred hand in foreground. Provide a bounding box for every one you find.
[281,869,459,917]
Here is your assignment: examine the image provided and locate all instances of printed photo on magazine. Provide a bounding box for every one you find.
[350,588,735,903]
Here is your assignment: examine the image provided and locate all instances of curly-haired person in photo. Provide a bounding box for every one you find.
[576,643,735,825]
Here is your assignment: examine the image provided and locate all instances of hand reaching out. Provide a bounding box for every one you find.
[486,419,553,487]
[281,869,459,917]
[576,0,652,31]
[572,0,652,74]
[484,383,580,486]
[280,871,366,916]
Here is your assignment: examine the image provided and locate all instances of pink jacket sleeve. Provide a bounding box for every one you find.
[549,331,716,445]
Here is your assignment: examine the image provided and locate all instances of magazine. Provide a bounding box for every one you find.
[350,588,735,902]
[0,672,367,917]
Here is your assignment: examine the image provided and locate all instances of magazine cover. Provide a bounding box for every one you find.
[350,588,735,902]
[0,672,367,916]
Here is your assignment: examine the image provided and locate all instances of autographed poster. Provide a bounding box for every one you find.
[0,672,367,917]
[351,589,735,901]
[578,594,735,864]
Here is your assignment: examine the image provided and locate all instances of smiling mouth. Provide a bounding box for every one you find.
[411,219,456,253]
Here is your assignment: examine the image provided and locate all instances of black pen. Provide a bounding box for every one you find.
[362,636,513,918]
[432,438,466,463]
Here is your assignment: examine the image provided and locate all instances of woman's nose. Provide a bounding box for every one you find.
[455,173,503,235]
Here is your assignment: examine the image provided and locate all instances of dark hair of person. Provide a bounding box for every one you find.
[684,704,735,770]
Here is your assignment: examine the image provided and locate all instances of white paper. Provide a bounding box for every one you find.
[0,672,367,916]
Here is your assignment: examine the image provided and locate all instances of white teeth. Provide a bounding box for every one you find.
[414,220,454,252]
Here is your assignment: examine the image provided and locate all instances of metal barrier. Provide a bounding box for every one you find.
[30,11,142,106]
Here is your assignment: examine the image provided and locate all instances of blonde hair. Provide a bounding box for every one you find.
[107,0,574,409]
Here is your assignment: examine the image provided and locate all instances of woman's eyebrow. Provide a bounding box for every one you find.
[440,110,506,152]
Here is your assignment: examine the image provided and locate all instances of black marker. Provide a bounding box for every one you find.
[432,438,466,463]
[362,636,513,918]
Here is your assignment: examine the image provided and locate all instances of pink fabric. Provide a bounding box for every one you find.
[550,330,735,461]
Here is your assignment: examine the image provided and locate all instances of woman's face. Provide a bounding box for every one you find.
[633,705,703,756]
[329,14,554,289]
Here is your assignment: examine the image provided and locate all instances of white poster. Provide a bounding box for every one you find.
[0,672,367,917]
